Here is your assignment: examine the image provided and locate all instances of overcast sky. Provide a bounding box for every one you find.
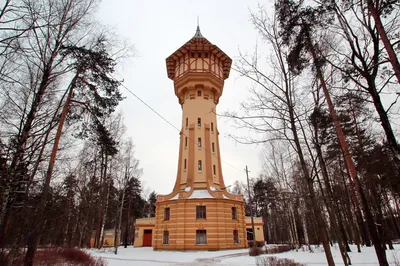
[96,0,272,195]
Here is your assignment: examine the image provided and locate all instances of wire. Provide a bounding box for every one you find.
[118,81,245,174]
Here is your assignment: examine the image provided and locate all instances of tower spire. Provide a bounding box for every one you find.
[193,16,203,38]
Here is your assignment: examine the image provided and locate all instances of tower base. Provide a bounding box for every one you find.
[153,197,248,251]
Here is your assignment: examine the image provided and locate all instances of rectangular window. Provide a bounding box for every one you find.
[186,118,188,128]
[164,207,170,220]
[198,118,201,128]
[196,230,207,245]
[197,90,201,96]
[212,143,215,153]
[213,165,216,175]
[232,207,237,220]
[211,122,214,132]
[198,160,202,172]
[184,159,187,170]
[196,206,206,219]
[198,138,201,148]
[185,137,188,148]
[163,231,169,245]
[205,52,209,58]
[191,52,195,58]
[233,230,239,244]
[198,52,202,58]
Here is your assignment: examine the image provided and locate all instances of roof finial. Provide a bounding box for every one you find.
[193,16,203,38]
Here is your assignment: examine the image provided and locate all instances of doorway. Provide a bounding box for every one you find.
[143,229,152,246]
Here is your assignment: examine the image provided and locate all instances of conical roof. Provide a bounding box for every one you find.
[166,26,232,80]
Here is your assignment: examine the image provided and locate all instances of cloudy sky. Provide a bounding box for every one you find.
[96,0,272,195]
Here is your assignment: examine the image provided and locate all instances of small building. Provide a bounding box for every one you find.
[245,217,264,242]
[90,229,120,248]
[134,218,155,247]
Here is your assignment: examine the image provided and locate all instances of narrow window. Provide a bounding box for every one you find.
[213,165,216,175]
[196,230,207,245]
[198,118,201,128]
[233,230,239,244]
[163,231,169,245]
[198,138,201,148]
[196,206,206,219]
[198,52,202,58]
[211,122,214,132]
[191,52,195,58]
[198,160,202,172]
[232,207,237,220]
[164,207,170,220]
[212,143,215,153]
[185,137,188,148]
[197,90,201,96]
[184,159,187,170]
[205,52,209,58]
[186,118,188,128]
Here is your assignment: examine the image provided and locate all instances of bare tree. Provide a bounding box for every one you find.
[225,7,335,265]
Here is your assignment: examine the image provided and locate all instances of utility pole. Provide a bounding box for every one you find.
[245,165,256,246]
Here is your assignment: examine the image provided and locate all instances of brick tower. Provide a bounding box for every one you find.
[153,26,247,250]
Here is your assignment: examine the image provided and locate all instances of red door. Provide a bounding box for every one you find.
[143,230,152,246]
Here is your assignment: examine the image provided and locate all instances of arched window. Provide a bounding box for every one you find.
[198,160,202,172]
[198,138,201,148]
[198,118,201,128]
[211,122,214,132]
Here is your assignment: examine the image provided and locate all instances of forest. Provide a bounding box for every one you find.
[0,0,399,266]
[0,0,158,265]
[226,1,400,266]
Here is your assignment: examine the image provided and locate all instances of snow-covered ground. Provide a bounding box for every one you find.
[89,245,400,265]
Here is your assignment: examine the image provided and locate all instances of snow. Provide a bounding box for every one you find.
[188,189,214,199]
[89,244,400,266]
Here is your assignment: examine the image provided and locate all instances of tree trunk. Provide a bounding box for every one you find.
[287,90,335,265]
[309,42,389,265]
[114,185,126,254]
[366,0,400,85]
[98,153,110,249]
[24,76,76,266]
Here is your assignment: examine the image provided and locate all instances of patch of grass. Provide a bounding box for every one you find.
[264,245,293,254]
[12,247,106,266]
[249,246,263,256]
